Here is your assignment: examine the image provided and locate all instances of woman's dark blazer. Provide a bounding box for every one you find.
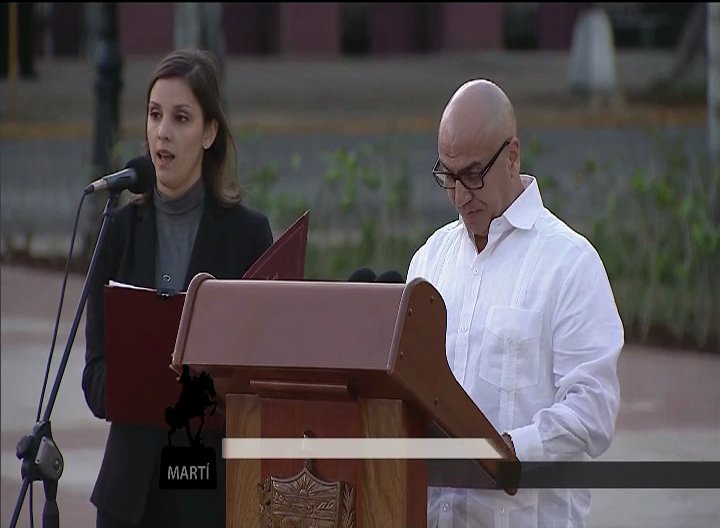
[82,191,273,525]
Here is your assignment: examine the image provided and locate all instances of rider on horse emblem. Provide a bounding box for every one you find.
[165,365,217,447]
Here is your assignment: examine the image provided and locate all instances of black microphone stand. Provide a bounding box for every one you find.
[10,191,120,528]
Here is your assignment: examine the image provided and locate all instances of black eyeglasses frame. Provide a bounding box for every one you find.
[432,138,512,190]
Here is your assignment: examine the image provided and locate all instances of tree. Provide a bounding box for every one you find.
[658,3,706,87]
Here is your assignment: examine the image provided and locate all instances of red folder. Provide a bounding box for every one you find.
[243,211,309,280]
[104,211,309,428]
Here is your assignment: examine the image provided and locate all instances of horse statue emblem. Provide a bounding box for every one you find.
[165,364,217,447]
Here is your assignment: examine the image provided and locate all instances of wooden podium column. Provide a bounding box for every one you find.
[357,399,427,528]
[225,395,427,528]
[226,394,261,528]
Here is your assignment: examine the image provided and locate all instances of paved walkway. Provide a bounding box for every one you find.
[0,49,709,263]
[0,49,707,140]
[1,264,718,527]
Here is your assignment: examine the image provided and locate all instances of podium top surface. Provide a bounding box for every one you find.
[173,275,407,372]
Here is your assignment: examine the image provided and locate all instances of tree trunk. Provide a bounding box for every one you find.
[661,3,706,86]
[709,3,720,165]
[173,3,226,104]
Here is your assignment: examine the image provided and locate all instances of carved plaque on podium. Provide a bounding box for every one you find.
[258,465,355,528]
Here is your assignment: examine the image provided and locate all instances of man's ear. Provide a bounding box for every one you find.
[508,137,520,173]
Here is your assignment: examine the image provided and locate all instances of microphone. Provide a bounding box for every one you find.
[84,156,156,195]
[376,270,404,283]
[347,267,376,282]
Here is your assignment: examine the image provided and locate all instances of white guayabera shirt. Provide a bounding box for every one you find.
[408,175,623,528]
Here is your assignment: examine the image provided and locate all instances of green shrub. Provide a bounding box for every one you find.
[242,132,719,351]
[244,139,431,281]
[573,133,719,351]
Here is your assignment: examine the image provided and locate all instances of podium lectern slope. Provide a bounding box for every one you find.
[172,275,519,528]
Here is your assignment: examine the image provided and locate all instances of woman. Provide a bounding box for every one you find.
[83,49,273,528]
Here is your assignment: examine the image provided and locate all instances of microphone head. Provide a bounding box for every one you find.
[376,270,404,283]
[347,267,376,282]
[124,156,156,194]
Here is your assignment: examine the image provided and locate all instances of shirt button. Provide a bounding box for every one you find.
[162,274,171,283]
[473,268,479,275]
[461,325,467,332]
[442,503,449,511]
[500,508,505,514]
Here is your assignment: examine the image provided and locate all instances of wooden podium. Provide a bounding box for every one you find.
[171,273,519,528]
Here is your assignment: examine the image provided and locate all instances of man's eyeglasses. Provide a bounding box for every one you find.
[432,139,511,190]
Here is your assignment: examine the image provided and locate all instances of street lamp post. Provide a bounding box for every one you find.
[89,2,123,258]
[93,2,123,176]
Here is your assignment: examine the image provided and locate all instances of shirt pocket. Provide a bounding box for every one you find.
[479,305,542,391]
[467,488,538,528]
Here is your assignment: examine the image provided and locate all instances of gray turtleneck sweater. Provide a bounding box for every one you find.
[153,178,205,293]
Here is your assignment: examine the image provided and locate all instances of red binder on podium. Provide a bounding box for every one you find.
[104,211,309,428]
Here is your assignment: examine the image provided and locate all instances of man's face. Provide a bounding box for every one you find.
[438,138,513,239]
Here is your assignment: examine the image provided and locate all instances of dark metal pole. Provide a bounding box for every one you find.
[86,2,122,261]
[92,2,123,178]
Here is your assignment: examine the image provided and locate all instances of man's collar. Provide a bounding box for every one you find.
[502,174,543,230]
[459,174,544,246]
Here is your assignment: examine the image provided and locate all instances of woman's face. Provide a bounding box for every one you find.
[146,77,217,199]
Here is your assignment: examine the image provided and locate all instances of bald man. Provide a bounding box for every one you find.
[407,80,623,528]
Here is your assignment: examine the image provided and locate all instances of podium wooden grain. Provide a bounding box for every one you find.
[226,396,426,528]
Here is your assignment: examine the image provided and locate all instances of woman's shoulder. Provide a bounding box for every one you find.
[214,200,270,228]
[214,201,274,254]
